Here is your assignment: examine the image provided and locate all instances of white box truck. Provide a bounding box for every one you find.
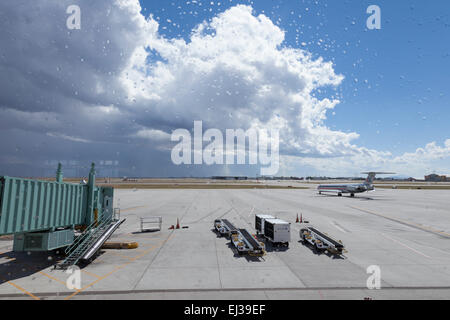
[263,218,290,247]
[255,214,275,235]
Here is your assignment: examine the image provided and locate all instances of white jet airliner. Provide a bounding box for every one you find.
[317,172,395,197]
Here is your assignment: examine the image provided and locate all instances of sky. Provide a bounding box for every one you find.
[0,0,449,178]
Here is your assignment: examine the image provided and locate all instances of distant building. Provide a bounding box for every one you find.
[212,176,248,180]
[424,174,448,182]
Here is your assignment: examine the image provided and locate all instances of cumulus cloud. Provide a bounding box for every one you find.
[0,0,448,177]
[134,129,171,142]
[121,4,357,158]
[279,140,450,178]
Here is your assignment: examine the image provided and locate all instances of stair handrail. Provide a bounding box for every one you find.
[60,215,113,267]
[66,215,113,257]
[65,219,99,255]
[65,214,110,255]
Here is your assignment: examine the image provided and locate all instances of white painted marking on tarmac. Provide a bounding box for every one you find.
[331,221,347,233]
[248,206,255,217]
[381,233,432,259]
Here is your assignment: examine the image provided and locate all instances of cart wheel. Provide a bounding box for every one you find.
[314,244,320,254]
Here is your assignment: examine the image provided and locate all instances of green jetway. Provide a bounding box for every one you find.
[0,163,114,255]
[0,177,86,235]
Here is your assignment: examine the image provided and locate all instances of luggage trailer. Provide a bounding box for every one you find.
[255,214,275,236]
[300,226,345,255]
[263,218,290,247]
[230,229,265,257]
[214,219,238,238]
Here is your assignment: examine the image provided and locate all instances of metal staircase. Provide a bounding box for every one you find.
[56,216,113,269]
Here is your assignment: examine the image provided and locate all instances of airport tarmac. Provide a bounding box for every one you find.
[1,187,450,300]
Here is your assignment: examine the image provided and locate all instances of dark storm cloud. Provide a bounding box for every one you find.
[2,1,434,178]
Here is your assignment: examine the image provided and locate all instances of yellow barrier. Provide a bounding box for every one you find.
[102,242,139,249]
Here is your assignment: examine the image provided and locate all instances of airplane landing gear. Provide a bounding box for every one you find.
[350,193,355,197]
[338,193,342,197]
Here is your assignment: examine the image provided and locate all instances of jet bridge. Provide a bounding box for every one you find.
[0,163,122,268]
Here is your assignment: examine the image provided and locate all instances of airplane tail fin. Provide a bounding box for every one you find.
[361,172,395,184]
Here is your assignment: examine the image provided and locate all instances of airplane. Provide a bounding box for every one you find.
[317,172,395,197]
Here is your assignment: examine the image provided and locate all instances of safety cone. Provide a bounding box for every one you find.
[176,218,180,229]
[296,214,299,223]
[169,225,174,230]
[300,214,303,223]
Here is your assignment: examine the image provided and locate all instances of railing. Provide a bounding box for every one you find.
[65,219,97,255]
[140,216,162,232]
[59,215,113,268]
[113,208,121,222]
[65,214,111,255]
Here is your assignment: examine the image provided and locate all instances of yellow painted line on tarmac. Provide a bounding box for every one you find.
[38,271,85,296]
[349,205,450,238]
[81,269,102,280]
[64,261,135,300]
[38,271,69,287]
[133,248,156,253]
[64,235,173,300]
[128,244,159,261]
[105,251,135,261]
[121,206,148,212]
[3,280,40,300]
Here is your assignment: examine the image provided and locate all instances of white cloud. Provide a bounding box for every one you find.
[280,140,450,178]
[124,4,350,156]
[134,129,171,141]
[46,132,92,144]
[0,1,448,177]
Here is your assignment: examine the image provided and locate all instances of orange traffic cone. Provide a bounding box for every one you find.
[169,225,174,230]
[296,214,299,223]
[300,214,303,223]
[176,218,180,229]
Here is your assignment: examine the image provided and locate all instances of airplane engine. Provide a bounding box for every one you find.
[357,186,367,192]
